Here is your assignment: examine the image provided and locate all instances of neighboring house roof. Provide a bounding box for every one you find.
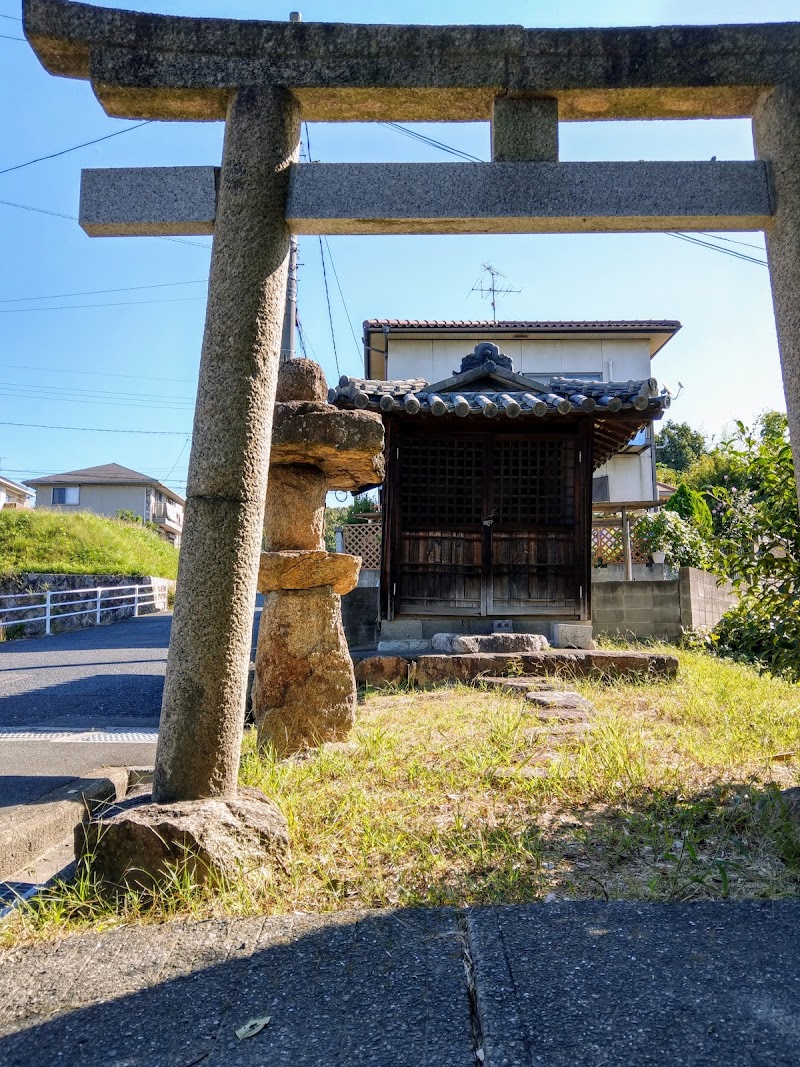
[25,463,185,505]
[363,319,682,358]
[0,474,34,498]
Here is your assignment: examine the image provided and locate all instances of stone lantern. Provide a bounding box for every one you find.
[252,359,384,755]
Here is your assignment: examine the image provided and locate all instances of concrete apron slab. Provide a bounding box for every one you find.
[468,901,800,1067]
[0,767,130,883]
[0,909,475,1067]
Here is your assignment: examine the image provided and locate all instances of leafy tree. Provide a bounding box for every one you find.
[654,420,708,473]
[663,483,713,537]
[709,415,800,680]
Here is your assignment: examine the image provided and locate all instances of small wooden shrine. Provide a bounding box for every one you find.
[332,342,670,627]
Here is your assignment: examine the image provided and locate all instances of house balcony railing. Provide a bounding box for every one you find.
[152,502,183,530]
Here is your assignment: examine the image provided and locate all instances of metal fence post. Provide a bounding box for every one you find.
[134,585,139,617]
[45,590,52,635]
[96,587,102,624]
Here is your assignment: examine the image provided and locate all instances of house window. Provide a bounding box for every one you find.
[52,486,79,505]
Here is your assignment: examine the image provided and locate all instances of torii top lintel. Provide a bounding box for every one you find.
[23,0,800,123]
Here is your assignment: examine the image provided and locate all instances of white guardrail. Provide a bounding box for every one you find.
[0,582,168,637]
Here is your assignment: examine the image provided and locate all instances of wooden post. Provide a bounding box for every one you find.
[622,507,633,581]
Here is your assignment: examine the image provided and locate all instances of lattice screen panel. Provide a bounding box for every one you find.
[592,523,650,565]
[341,523,382,568]
[400,438,483,526]
[492,439,574,526]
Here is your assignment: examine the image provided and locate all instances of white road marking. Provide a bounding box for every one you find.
[0,729,158,743]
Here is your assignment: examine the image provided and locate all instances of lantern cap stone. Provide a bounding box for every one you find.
[272,401,384,491]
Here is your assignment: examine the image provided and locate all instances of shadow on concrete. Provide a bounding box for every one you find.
[0,908,474,1067]
[0,673,166,728]
[0,775,76,809]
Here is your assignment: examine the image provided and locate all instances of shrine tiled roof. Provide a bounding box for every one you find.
[331,374,670,421]
[331,344,671,468]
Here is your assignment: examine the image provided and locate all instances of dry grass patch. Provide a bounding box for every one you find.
[5,649,800,945]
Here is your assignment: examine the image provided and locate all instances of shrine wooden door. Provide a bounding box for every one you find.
[384,423,590,619]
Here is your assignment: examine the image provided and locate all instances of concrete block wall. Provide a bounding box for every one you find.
[678,567,738,630]
[592,567,737,641]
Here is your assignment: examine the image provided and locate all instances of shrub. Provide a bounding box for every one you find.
[663,483,713,537]
[634,510,713,570]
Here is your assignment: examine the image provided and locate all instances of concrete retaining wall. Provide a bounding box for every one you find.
[592,567,737,641]
[0,573,175,639]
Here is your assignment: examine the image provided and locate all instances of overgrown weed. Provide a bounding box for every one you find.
[5,648,799,946]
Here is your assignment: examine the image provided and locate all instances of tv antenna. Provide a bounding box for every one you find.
[469,262,521,322]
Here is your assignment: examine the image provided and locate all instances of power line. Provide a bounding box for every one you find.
[0,361,194,384]
[0,420,191,436]
[379,122,484,163]
[0,122,153,177]
[0,278,207,304]
[163,437,191,481]
[0,12,22,19]
[0,379,192,402]
[322,237,361,359]
[0,197,211,250]
[666,231,767,266]
[0,295,206,314]
[697,232,766,251]
[0,31,23,41]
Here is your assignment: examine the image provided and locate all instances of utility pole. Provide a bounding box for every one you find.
[279,234,298,364]
[279,11,303,365]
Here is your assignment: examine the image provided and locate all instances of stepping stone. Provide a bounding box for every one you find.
[525,691,594,713]
[526,706,590,724]
[474,676,558,694]
[526,722,592,737]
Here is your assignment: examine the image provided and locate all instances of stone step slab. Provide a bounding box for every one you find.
[473,676,561,694]
[526,722,593,737]
[526,706,592,723]
[525,691,595,713]
[432,632,550,654]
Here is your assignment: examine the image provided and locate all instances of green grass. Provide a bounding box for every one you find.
[0,510,179,578]
[5,648,800,945]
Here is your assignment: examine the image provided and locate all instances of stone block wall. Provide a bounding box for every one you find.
[0,573,175,639]
[592,567,737,641]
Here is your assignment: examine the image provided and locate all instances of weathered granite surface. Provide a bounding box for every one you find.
[258,550,360,595]
[78,789,289,890]
[80,165,216,237]
[252,588,357,756]
[431,632,550,654]
[23,2,800,121]
[754,84,800,504]
[264,464,327,551]
[153,86,300,804]
[492,94,559,161]
[271,402,384,491]
[287,160,772,235]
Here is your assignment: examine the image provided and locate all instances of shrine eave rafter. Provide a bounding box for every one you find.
[23,0,800,122]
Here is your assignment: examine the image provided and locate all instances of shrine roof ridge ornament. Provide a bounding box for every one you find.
[23,0,800,123]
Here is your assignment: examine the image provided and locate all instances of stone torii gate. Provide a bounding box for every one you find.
[23,3,800,833]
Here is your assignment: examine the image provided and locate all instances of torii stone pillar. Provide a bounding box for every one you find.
[753,85,800,503]
[154,86,300,803]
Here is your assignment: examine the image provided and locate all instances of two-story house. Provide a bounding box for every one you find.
[25,463,185,546]
[0,474,34,510]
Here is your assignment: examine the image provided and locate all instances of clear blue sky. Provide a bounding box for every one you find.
[1,0,798,497]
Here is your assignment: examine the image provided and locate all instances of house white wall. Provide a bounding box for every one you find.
[383,332,658,503]
[36,483,149,518]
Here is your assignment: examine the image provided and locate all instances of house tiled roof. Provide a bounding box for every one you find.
[364,319,682,332]
[25,463,185,504]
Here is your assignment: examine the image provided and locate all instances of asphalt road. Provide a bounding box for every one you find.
[0,606,261,807]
